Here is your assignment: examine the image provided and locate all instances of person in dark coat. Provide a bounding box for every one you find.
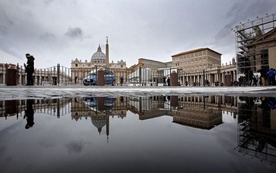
[257,66,268,86]
[245,69,254,86]
[252,75,258,86]
[266,68,276,85]
[24,53,35,85]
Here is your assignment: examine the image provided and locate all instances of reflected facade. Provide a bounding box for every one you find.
[237,96,276,164]
[1,95,238,131]
[0,95,276,168]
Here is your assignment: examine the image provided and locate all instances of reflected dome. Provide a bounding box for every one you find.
[91,117,106,134]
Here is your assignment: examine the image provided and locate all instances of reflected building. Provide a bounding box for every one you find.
[172,96,222,129]
[127,95,237,130]
[1,95,276,163]
[0,98,71,119]
[237,97,276,164]
[70,95,238,135]
[71,96,128,137]
[71,97,127,120]
[0,95,239,136]
[173,95,236,129]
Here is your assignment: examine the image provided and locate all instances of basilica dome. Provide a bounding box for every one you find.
[91,45,106,61]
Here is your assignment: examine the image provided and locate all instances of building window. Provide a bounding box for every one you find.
[261,49,268,67]
[75,64,78,67]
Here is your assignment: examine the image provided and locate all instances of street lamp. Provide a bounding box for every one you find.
[223,71,226,86]
[203,69,205,86]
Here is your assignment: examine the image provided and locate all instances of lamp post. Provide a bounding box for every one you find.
[95,65,98,83]
[223,71,226,86]
[203,69,205,86]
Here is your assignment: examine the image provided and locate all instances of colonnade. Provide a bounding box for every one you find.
[178,68,237,86]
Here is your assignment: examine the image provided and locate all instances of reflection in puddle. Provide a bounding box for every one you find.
[24,99,35,129]
[0,95,276,171]
[237,96,276,164]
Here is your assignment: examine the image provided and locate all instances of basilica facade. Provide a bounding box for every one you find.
[71,38,130,85]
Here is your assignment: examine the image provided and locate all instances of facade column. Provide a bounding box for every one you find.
[17,71,21,85]
[199,73,201,86]
[39,73,42,85]
[3,70,6,85]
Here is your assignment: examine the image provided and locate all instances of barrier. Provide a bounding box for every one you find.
[6,68,17,86]
[97,69,105,86]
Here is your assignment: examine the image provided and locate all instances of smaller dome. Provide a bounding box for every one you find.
[91,45,106,60]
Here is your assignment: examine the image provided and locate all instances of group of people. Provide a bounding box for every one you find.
[243,70,258,86]
[257,67,276,86]
[241,67,276,86]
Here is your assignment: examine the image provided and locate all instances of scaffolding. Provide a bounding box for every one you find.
[235,12,276,75]
[237,98,276,165]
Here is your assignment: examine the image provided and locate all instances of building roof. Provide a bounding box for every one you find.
[139,58,167,64]
[171,48,221,57]
[91,45,106,60]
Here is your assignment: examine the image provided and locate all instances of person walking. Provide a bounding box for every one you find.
[257,66,268,86]
[252,75,258,86]
[24,53,35,85]
[266,68,276,85]
[245,69,254,86]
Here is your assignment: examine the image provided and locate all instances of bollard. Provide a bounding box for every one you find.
[6,65,17,86]
[170,96,178,108]
[170,71,178,86]
[5,100,18,115]
[97,69,105,86]
[97,97,105,111]
[225,74,232,86]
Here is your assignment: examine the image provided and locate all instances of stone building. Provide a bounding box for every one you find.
[171,48,237,86]
[129,58,174,86]
[71,37,129,85]
[115,47,238,86]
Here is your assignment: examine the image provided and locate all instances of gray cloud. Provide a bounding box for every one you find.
[0,0,275,68]
[0,3,13,36]
[40,32,56,40]
[1,47,21,59]
[212,0,276,56]
[0,25,8,35]
[0,5,14,27]
[226,0,275,21]
[65,27,83,40]
[224,0,276,31]
[43,0,54,5]
[65,141,83,153]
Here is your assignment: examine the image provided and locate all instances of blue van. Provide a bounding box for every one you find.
[83,68,115,86]
[83,97,116,111]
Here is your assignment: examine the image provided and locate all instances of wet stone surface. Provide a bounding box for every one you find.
[0,86,276,100]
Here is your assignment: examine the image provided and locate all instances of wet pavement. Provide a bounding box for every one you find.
[1,85,276,100]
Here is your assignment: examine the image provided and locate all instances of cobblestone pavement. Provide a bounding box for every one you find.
[0,85,276,100]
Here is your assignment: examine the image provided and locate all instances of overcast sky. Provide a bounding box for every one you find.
[0,0,275,69]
